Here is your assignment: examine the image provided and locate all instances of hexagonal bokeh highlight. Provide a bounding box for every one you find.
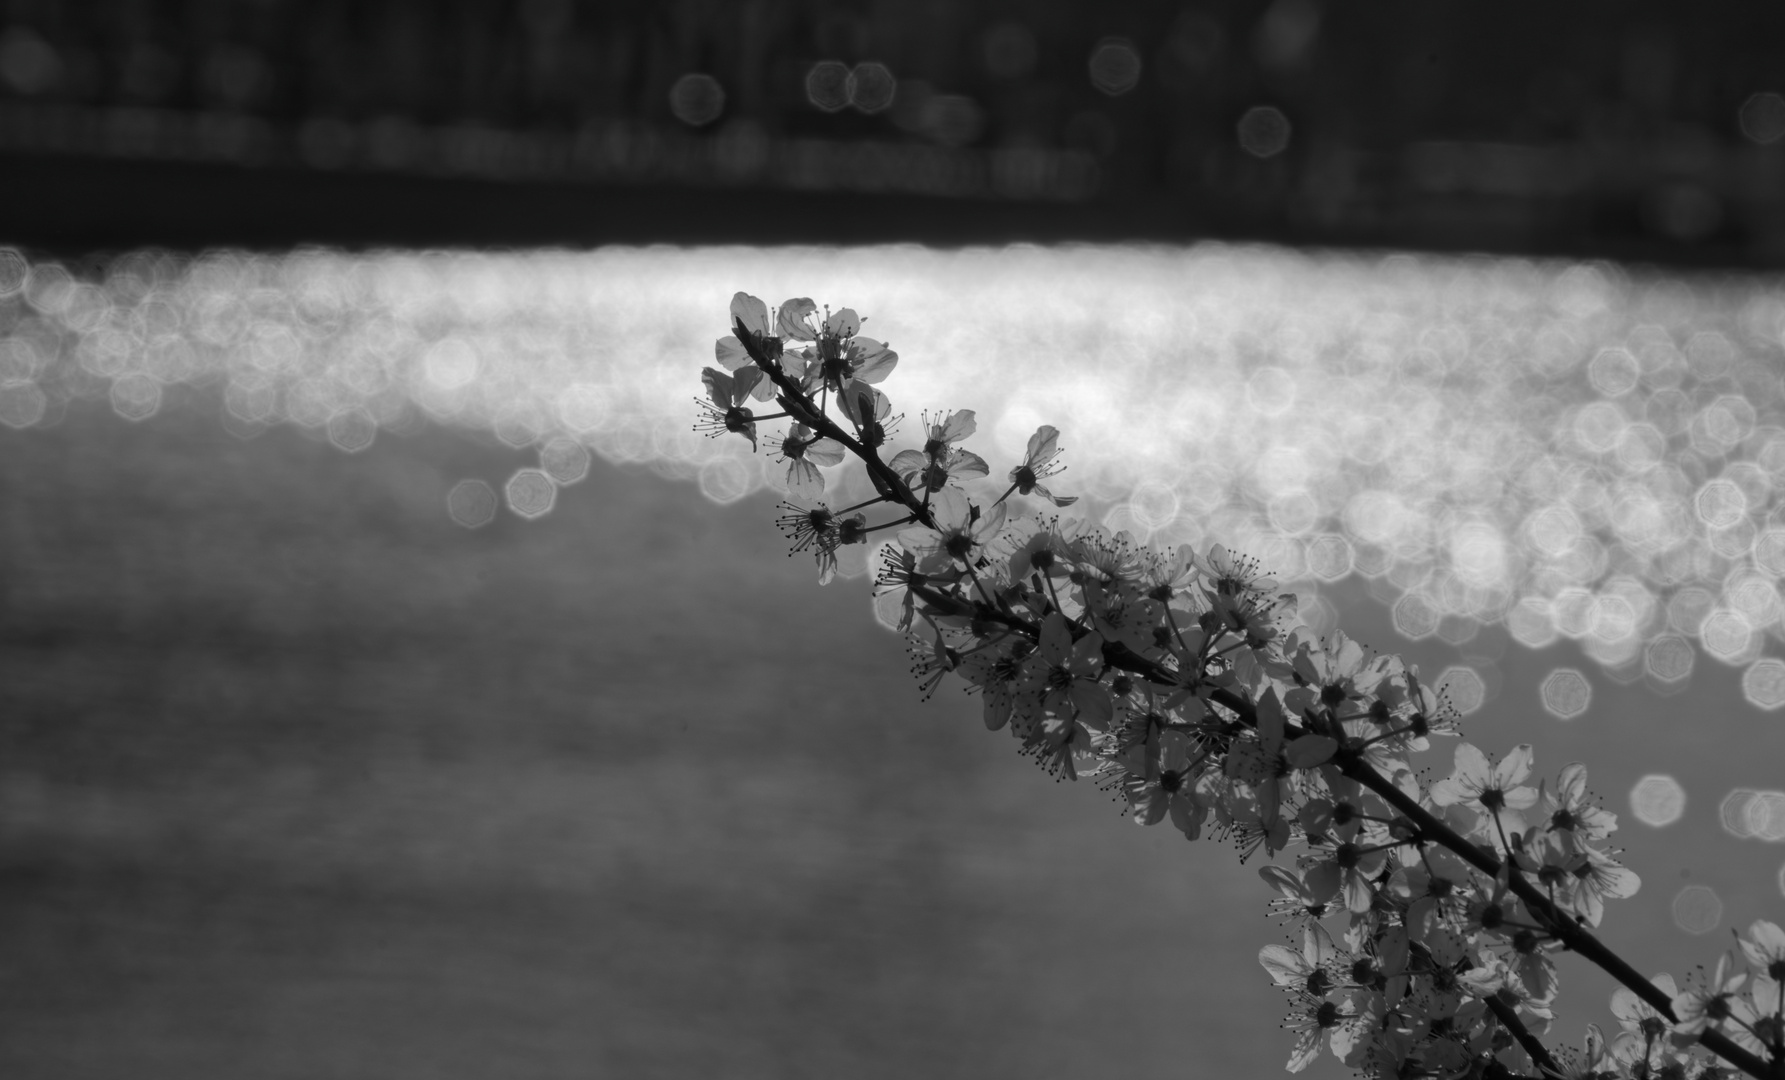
[1237,105,1291,158]
[1751,791,1785,841]
[1391,592,1439,640]
[1631,774,1686,827]
[1540,668,1591,719]
[493,403,545,449]
[1304,533,1353,582]
[1741,657,1785,710]
[1716,788,1785,840]
[1435,665,1485,716]
[1506,596,1558,649]
[505,468,557,520]
[667,72,726,128]
[1741,91,1785,144]
[0,380,47,428]
[447,479,497,529]
[1643,634,1695,686]
[539,436,591,485]
[1671,884,1723,935]
[805,60,851,112]
[1694,478,1747,529]
[1087,38,1142,96]
[1701,609,1757,664]
[1587,346,1640,397]
[109,372,162,422]
[695,457,750,505]
[1722,788,1759,839]
[848,63,897,114]
[326,407,377,454]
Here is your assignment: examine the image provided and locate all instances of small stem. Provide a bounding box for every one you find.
[835,494,890,515]
[1483,994,1562,1078]
[860,516,915,535]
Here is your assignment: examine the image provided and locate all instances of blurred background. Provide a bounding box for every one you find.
[5,5,1785,1080]
[2,0,1785,258]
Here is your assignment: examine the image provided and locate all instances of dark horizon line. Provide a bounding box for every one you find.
[2,152,1778,274]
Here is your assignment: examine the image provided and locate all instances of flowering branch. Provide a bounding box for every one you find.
[699,291,1785,1080]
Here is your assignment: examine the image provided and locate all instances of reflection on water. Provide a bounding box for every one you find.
[5,245,1785,1077]
[6,244,1785,691]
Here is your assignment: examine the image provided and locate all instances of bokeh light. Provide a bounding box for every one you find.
[327,408,377,454]
[1700,609,1758,665]
[447,479,497,529]
[1741,657,1785,709]
[1717,787,1785,840]
[1630,774,1686,827]
[0,248,26,296]
[1435,665,1485,715]
[1,241,1785,664]
[1237,106,1291,158]
[668,74,726,127]
[849,63,897,114]
[1087,39,1141,96]
[539,436,591,485]
[1740,91,1785,145]
[1670,884,1723,934]
[805,61,851,113]
[1751,791,1785,841]
[1391,592,1439,640]
[1643,633,1695,686]
[1722,788,1759,838]
[1540,667,1592,719]
[505,469,557,519]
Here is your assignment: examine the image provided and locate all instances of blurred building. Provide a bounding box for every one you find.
[2,0,1785,262]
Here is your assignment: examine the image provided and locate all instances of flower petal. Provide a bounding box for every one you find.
[849,339,898,384]
[805,438,846,467]
[1452,742,1491,786]
[927,487,971,530]
[1038,612,1073,667]
[1285,735,1338,769]
[825,307,861,337]
[940,409,977,443]
[700,367,734,408]
[1023,424,1061,466]
[730,292,770,337]
[776,297,817,341]
[1494,743,1535,788]
[887,448,927,479]
[950,449,990,481]
[1556,762,1589,804]
[715,335,751,371]
[1259,944,1307,986]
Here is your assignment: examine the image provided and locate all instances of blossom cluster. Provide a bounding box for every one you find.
[699,292,1785,1080]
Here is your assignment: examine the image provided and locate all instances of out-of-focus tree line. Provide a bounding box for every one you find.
[3,0,1785,259]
